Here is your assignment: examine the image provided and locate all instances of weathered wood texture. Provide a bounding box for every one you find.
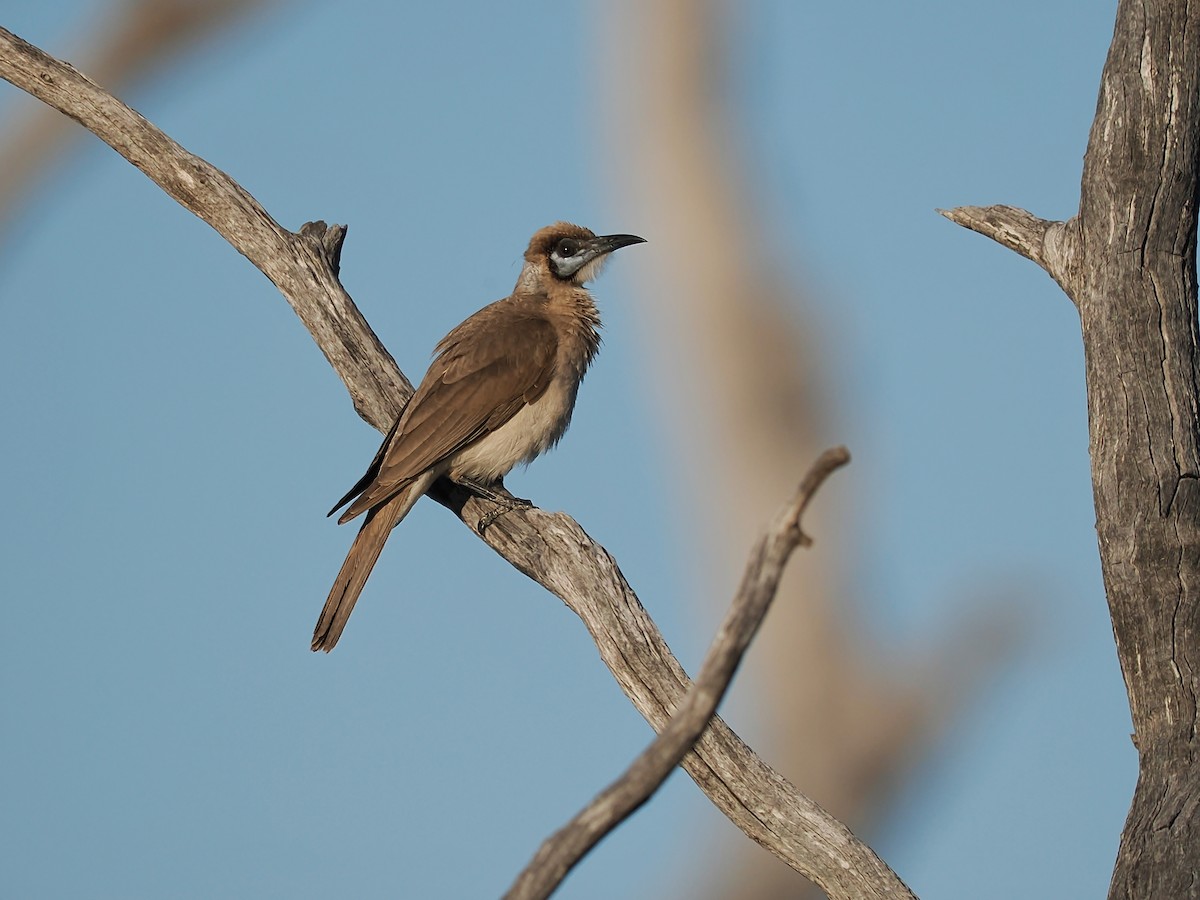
[0,0,274,236]
[945,1,1200,896]
[0,26,914,900]
[505,448,852,900]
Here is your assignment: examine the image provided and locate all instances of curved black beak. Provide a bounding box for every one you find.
[592,233,647,256]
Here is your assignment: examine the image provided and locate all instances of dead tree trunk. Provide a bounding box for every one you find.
[944,1,1200,896]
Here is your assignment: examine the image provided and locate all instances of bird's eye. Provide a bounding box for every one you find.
[556,239,578,258]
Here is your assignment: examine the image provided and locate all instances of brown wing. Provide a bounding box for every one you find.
[337,301,558,521]
[326,406,405,517]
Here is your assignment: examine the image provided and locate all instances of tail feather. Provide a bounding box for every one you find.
[312,486,420,652]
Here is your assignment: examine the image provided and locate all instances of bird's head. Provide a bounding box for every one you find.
[523,222,646,287]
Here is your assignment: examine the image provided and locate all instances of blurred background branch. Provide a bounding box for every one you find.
[599,1,1019,894]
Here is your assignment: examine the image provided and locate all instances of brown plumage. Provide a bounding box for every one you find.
[312,222,645,651]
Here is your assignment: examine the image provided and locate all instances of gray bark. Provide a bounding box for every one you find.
[944,0,1200,895]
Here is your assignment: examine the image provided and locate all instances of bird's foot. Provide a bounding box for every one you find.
[456,478,535,532]
[477,500,533,532]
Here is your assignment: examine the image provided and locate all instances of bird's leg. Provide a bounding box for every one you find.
[455,477,535,531]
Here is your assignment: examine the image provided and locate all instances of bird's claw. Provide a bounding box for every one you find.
[477,496,534,532]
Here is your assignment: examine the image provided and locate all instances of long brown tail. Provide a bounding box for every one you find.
[311,487,420,652]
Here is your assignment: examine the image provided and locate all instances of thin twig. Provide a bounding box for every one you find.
[505,448,851,900]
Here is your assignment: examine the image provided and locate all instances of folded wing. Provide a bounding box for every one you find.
[334,306,558,523]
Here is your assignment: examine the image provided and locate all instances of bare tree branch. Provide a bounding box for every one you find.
[0,0,278,236]
[937,204,1081,296]
[506,447,853,900]
[0,26,914,899]
[944,1,1200,896]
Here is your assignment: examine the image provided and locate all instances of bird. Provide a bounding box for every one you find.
[312,222,645,651]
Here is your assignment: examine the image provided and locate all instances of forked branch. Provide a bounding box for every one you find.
[0,26,913,899]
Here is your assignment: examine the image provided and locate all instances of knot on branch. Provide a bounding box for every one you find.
[299,220,347,276]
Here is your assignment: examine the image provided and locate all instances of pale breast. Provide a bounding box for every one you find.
[444,292,599,485]
[445,378,579,483]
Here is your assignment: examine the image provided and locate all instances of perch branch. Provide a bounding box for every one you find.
[0,0,277,236]
[0,26,914,900]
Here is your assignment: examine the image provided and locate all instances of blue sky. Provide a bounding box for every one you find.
[1,2,1132,898]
